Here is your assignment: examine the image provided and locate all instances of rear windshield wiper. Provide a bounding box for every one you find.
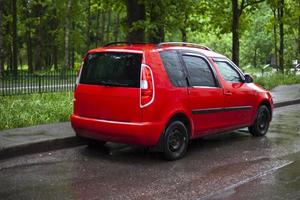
[96,80,129,87]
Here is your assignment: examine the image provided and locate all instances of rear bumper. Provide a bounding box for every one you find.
[71,114,164,146]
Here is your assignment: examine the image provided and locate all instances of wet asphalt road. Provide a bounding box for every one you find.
[0,105,300,200]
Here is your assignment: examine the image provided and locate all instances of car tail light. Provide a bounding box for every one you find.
[140,64,155,108]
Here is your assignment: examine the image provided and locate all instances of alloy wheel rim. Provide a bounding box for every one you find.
[168,128,185,152]
[257,109,269,132]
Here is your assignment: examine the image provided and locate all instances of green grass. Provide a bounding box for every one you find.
[0,92,73,131]
[255,73,300,90]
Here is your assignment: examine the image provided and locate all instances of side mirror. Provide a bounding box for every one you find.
[244,74,253,83]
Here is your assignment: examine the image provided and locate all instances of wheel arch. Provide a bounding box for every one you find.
[154,112,193,152]
[167,112,193,138]
[258,100,273,121]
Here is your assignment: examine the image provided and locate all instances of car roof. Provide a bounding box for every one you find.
[88,42,227,59]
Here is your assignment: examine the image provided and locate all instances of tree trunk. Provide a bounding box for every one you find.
[86,0,91,50]
[272,9,278,67]
[148,1,165,43]
[26,27,33,72]
[278,0,284,73]
[253,47,257,68]
[181,28,187,42]
[297,11,300,60]
[6,20,13,71]
[51,3,58,70]
[53,45,58,70]
[23,0,33,72]
[106,8,111,42]
[71,22,75,69]
[99,12,106,45]
[181,13,188,42]
[8,45,13,72]
[71,47,75,69]
[12,0,18,74]
[95,6,100,47]
[126,0,146,42]
[64,0,72,71]
[231,0,240,66]
[0,0,4,77]
[114,13,120,42]
[33,2,44,71]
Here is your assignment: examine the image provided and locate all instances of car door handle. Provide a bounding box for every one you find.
[224,90,232,96]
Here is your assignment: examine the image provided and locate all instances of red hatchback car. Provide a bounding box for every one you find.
[71,42,273,160]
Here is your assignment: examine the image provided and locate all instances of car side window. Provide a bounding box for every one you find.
[160,50,187,87]
[182,55,217,87]
[214,61,242,82]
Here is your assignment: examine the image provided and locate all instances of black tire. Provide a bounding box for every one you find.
[87,139,106,149]
[248,105,271,137]
[162,121,189,161]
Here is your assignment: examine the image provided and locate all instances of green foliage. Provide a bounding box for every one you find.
[0,92,73,130]
[0,0,299,72]
[256,73,300,90]
[240,3,274,68]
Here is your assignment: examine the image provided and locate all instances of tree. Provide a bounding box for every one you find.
[0,0,4,77]
[0,0,298,75]
[270,5,278,66]
[240,3,273,68]
[231,0,264,66]
[278,0,284,72]
[298,5,300,61]
[297,0,300,61]
[176,0,209,42]
[64,0,73,70]
[12,0,17,74]
[147,0,165,43]
[268,0,286,72]
[86,0,91,49]
[49,0,59,70]
[22,0,33,72]
[126,0,146,42]
[298,1,300,60]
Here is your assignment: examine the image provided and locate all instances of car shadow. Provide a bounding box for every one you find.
[78,130,269,164]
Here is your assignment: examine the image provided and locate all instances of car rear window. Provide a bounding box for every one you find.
[80,52,142,88]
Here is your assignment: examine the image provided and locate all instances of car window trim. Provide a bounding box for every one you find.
[180,52,221,88]
[213,58,245,82]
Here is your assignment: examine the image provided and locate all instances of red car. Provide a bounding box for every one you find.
[71,42,273,160]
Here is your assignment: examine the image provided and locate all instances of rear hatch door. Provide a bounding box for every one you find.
[74,51,142,122]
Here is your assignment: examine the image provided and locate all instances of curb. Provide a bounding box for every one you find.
[0,136,85,160]
[274,98,300,108]
[1,99,300,160]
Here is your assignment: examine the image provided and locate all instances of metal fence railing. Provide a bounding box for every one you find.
[0,70,77,96]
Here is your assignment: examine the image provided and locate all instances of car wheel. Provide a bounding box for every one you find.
[248,105,271,137]
[162,121,189,161]
[87,139,106,148]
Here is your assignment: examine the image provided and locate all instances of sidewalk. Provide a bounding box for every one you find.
[0,84,300,160]
[0,122,83,160]
[271,84,300,108]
